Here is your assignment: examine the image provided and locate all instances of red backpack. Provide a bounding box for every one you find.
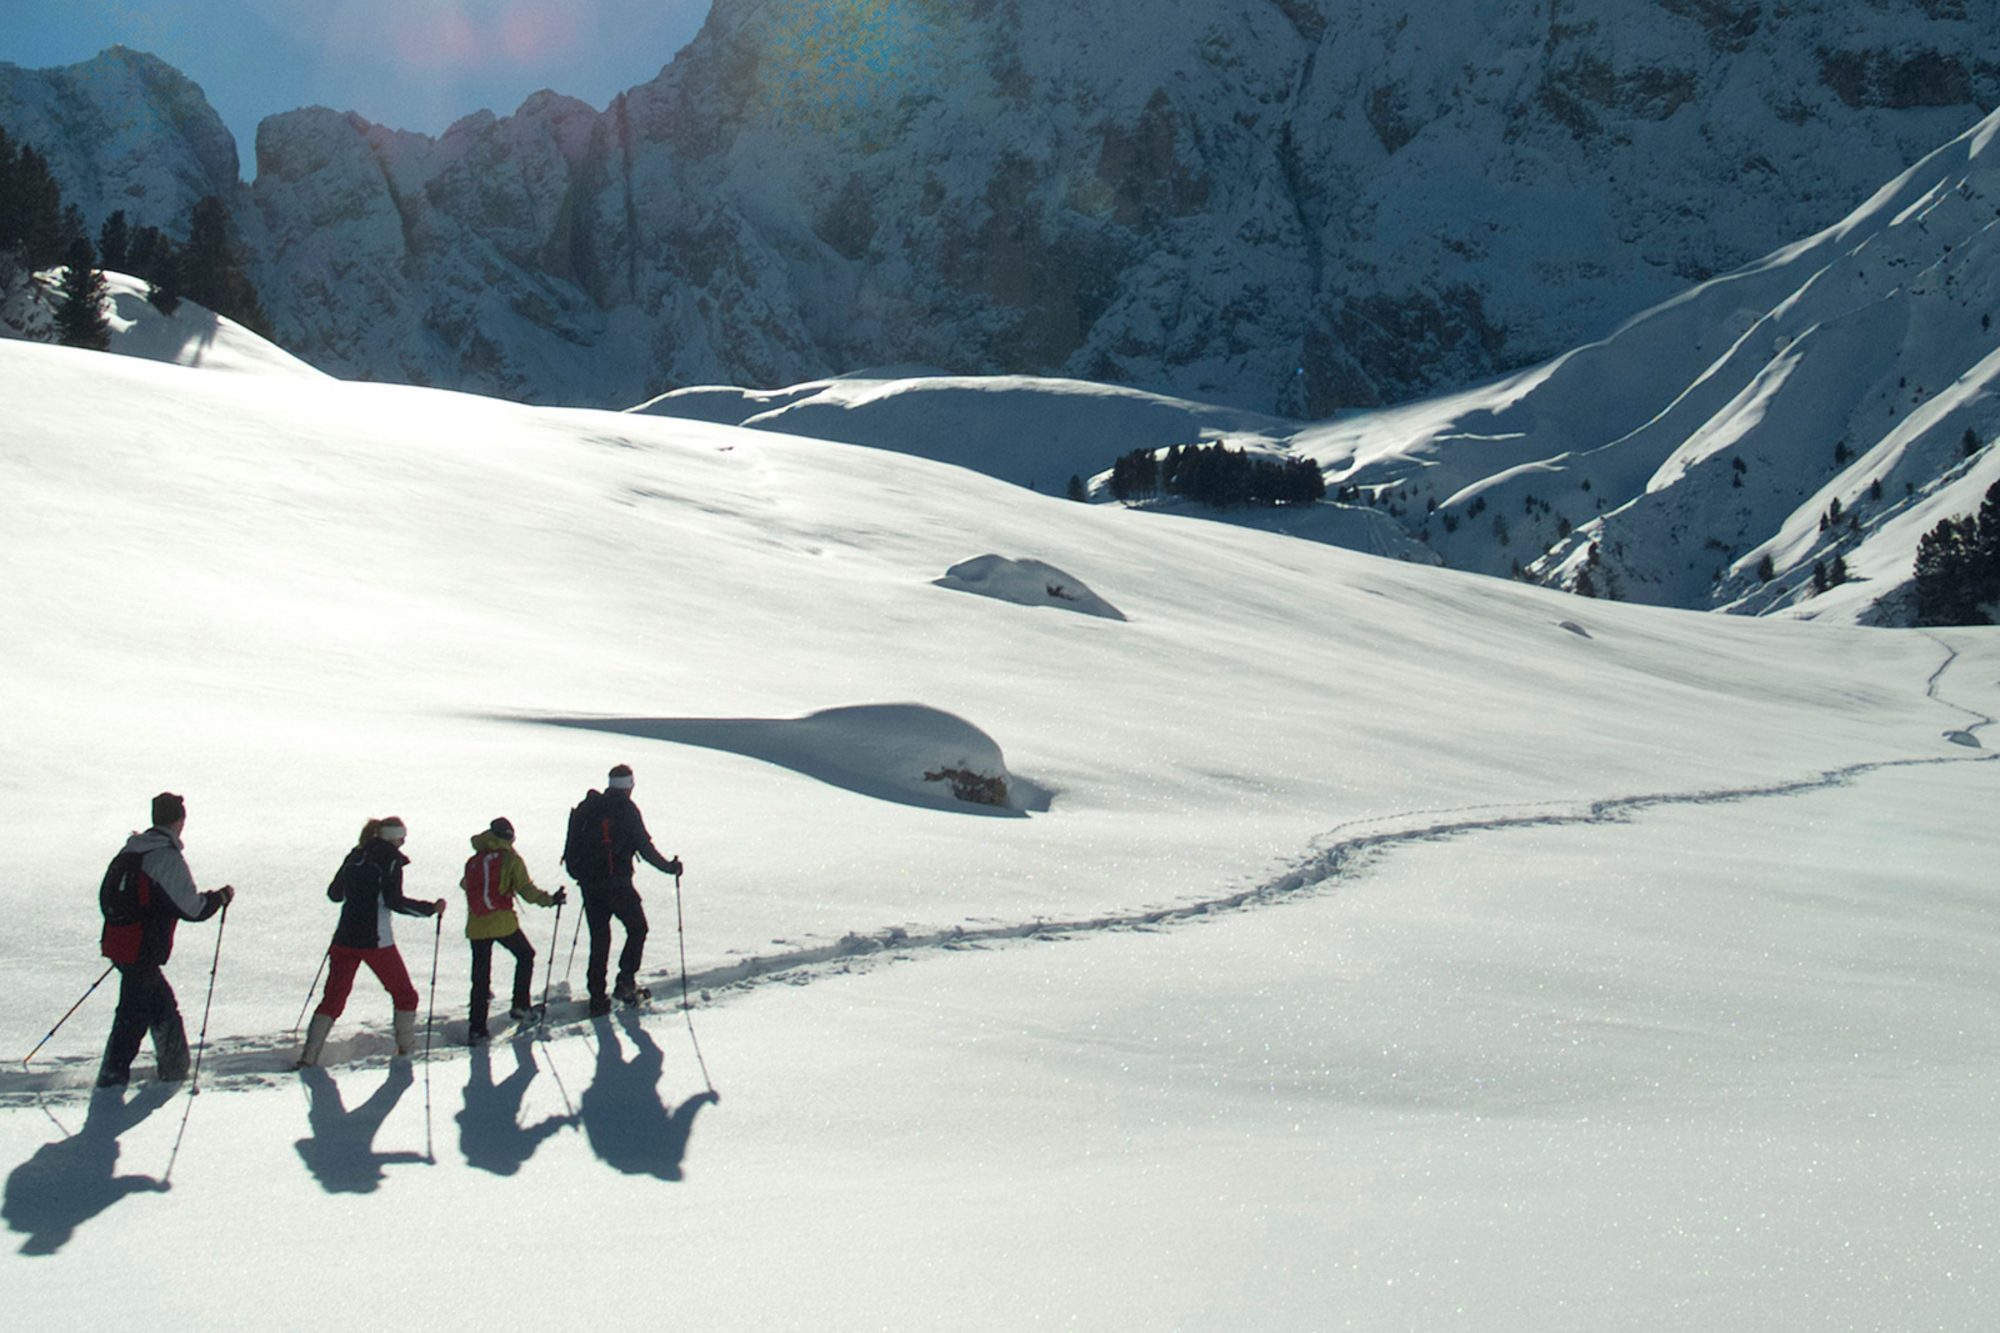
[462,849,512,917]
[99,850,153,964]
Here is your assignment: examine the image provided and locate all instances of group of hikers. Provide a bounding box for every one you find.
[93,764,683,1088]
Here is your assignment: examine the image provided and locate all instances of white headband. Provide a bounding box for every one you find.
[608,774,635,790]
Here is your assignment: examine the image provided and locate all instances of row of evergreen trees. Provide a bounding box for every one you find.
[0,126,269,344]
[1912,479,2000,625]
[1106,443,1327,508]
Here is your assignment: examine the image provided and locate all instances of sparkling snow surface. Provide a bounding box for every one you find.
[1,328,1996,1329]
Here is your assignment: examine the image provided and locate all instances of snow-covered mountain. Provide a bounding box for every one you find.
[5,4,1996,412]
[0,45,238,237]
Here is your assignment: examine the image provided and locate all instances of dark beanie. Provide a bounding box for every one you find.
[152,792,186,827]
[489,817,516,842]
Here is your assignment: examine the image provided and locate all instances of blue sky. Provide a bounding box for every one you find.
[1,1,714,179]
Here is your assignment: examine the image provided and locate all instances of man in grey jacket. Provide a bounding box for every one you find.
[97,792,235,1088]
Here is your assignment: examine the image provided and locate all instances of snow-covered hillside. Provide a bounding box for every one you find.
[1294,107,2000,624]
[2,332,1996,1326]
[6,6,1996,412]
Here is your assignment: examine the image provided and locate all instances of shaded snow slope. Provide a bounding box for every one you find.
[632,372,1291,494]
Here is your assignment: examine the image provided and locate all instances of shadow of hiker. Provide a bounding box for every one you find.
[578,1012,718,1181]
[458,1037,575,1176]
[3,1083,176,1256]
[294,1063,427,1194]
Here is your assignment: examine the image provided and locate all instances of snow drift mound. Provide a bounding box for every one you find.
[534,705,1055,815]
[935,555,1127,621]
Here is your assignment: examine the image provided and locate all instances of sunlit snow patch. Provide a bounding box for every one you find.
[934,554,1126,621]
[534,704,1054,815]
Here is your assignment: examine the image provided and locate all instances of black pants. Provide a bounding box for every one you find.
[468,931,536,1036]
[582,882,648,1002]
[98,962,189,1087]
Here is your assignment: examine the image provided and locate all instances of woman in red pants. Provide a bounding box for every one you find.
[297,817,445,1067]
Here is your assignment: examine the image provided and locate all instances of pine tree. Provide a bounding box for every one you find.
[181,195,269,333]
[97,210,131,272]
[1755,553,1775,583]
[1913,516,1984,625]
[7,144,67,268]
[1066,474,1087,503]
[53,237,110,351]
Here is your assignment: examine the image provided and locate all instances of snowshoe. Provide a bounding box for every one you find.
[613,983,651,1008]
[508,1002,546,1026]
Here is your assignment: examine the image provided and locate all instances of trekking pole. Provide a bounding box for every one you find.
[164,898,229,1185]
[540,897,564,1016]
[673,872,715,1095]
[186,899,228,1096]
[21,963,115,1068]
[563,890,584,987]
[424,909,441,1162]
[291,947,330,1036]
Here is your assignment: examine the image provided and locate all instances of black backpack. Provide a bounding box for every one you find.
[562,790,615,883]
[99,849,151,964]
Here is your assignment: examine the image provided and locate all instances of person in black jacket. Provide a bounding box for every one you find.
[296,817,445,1067]
[564,765,681,1017]
[96,792,235,1087]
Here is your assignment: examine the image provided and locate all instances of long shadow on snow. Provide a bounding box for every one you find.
[578,1012,717,1181]
[458,1038,575,1176]
[294,1063,428,1194]
[2,1083,176,1255]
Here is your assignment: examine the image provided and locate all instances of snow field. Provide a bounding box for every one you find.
[1,327,1997,1327]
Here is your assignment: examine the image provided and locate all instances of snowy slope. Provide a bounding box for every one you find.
[1,338,1996,1326]
[2,270,324,379]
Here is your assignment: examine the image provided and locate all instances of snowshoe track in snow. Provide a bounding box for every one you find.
[7,643,1992,1103]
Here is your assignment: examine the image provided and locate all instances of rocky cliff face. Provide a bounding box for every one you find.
[6,5,1997,414]
[0,46,239,235]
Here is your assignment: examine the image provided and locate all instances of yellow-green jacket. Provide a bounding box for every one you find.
[462,831,558,940]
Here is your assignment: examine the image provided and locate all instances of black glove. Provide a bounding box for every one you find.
[664,857,684,877]
[552,888,569,907]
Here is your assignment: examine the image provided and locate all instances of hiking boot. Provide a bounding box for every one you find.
[297,1013,333,1069]
[587,995,612,1017]
[393,1009,418,1058]
[467,1028,490,1048]
[508,1003,545,1024]
[613,982,650,1007]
